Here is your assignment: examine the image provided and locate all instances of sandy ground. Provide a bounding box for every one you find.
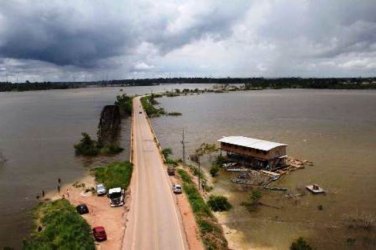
[43,174,129,250]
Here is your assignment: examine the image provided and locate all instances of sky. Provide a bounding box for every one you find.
[0,0,375,82]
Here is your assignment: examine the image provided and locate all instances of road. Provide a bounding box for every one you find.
[123,97,187,250]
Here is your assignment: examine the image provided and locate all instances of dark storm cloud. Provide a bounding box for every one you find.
[0,1,136,67]
[0,0,375,80]
[0,1,250,68]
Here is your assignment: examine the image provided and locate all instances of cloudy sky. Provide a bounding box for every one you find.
[0,0,375,82]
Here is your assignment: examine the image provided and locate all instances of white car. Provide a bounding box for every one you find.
[96,183,107,196]
[172,184,182,194]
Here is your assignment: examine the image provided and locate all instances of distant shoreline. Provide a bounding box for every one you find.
[1,77,376,92]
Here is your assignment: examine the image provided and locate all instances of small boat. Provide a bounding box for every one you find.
[306,184,325,194]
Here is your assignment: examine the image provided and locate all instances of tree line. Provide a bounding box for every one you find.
[1,77,375,92]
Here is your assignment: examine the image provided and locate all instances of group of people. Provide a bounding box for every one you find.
[37,177,69,200]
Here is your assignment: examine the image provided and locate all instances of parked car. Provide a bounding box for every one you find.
[96,183,107,196]
[76,204,89,214]
[167,166,175,176]
[108,187,124,207]
[172,184,182,194]
[92,226,107,241]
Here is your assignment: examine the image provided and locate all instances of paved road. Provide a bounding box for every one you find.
[123,97,187,250]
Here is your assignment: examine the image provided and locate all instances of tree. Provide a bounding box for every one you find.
[290,237,312,250]
[207,195,232,212]
[210,165,220,177]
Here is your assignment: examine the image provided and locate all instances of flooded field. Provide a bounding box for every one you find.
[151,89,376,249]
[0,84,211,249]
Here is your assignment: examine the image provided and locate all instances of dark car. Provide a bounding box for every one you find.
[93,226,107,241]
[167,166,175,176]
[76,204,89,214]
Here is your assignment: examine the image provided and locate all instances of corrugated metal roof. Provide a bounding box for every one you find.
[218,136,287,151]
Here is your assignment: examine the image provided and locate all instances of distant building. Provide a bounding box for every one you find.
[218,136,287,170]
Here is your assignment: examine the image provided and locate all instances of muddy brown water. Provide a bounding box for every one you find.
[0,84,212,249]
[151,89,376,249]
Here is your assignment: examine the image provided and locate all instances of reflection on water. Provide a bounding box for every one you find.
[0,84,212,249]
[152,89,376,249]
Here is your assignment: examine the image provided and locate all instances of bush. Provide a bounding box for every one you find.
[242,189,263,212]
[290,237,312,250]
[94,161,133,189]
[207,195,232,212]
[74,133,99,156]
[115,94,133,116]
[162,148,173,159]
[23,199,95,250]
[74,133,123,157]
[210,165,220,177]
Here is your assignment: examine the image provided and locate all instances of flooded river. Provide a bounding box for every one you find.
[151,89,376,249]
[0,84,211,249]
[1,87,375,249]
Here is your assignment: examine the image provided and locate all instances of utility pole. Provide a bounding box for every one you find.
[198,157,201,191]
[181,129,186,164]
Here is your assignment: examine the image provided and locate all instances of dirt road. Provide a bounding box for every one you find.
[123,97,187,250]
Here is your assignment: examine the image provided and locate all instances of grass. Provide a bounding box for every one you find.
[23,199,95,250]
[93,161,133,189]
[177,169,228,250]
[140,96,165,117]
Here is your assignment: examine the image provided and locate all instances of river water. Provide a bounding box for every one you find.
[151,89,376,249]
[0,84,211,249]
[1,87,375,249]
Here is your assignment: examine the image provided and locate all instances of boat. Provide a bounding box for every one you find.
[306,184,325,194]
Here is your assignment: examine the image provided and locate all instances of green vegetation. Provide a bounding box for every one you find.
[140,96,165,117]
[93,161,133,189]
[74,132,100,156]
[178,169,228,250]
[2,77,376,93]
[209,165,220,177]
[241,189,263,212]
[0,81,75,92]
[162,148,173,159]
[207,195,232,212]
[115,94,133,116]
[74,133,123,156]
[162,148,178,166]
[23,199,95,250]
[290,237,312,250]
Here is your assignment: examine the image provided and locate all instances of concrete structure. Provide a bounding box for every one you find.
[218,136,287,170]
